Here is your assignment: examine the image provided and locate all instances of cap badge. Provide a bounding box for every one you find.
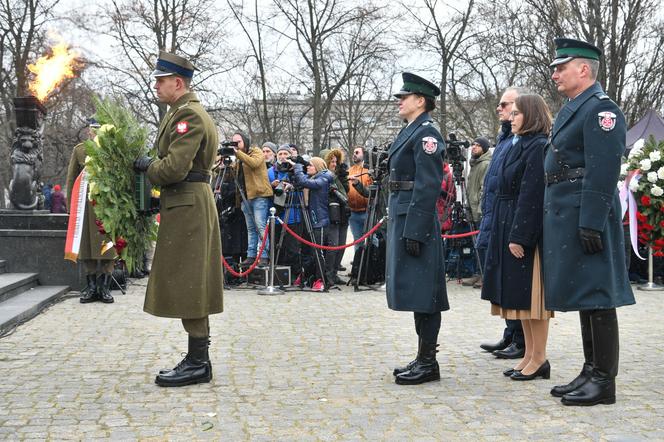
[598,111,616,132]
[422,136,437,154]
[176,121,189,134]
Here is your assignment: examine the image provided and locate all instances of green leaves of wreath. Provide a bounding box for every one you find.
[84,96,157,273]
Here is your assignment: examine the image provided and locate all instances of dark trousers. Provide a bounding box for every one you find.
[414,312,441,344]
[477,246,524,346]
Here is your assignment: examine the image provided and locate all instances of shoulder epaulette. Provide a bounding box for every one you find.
[595,92,610,100]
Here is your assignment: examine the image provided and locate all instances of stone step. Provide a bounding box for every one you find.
[0,273,39,303]
[0,260,6,274]
[0,285,70,335]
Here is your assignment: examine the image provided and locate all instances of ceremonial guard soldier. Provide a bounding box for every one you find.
[65,118,116,304]
[543,38,635,405]
[134,51,223,387]
[386,72,448,385]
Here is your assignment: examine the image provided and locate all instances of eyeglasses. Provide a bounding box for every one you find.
[498,101,514,108]
[509,110,521,117]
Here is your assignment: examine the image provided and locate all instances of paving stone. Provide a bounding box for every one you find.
[0,278,661,439]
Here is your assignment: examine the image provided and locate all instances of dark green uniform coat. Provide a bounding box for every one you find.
[543,82,635,311]
[65,143,115,262]
[385,112,448,313]
[144,92,223,319]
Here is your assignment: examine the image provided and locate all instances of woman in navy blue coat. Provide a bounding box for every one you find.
[481,94,553,381]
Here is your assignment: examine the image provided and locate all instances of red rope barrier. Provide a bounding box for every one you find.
[221,224,270,277]
[280,217,385,251]
[442,230,479,239]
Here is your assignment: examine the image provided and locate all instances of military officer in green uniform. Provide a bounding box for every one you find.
[65,118,115,304]
[134,51,223,387]
[386,73,448,385]
[543,38,635,406]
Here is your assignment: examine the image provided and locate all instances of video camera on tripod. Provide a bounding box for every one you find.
[444,132,470,181]
[217,140,238,167]
[367,142,390,181]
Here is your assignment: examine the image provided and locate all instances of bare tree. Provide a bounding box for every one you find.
[405,0,475,137]
[273,0,393,154]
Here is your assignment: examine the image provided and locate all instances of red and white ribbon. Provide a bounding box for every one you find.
[64,170,88,262]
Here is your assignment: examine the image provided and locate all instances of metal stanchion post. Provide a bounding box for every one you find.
[638,246,663,291]
[258,207,284,295]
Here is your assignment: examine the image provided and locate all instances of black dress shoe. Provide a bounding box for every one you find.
[493,342,525,359]
[560,374,616,406]
[550,363,593,397]
[503,367,520,377]
[393,359,417,377]
[480,337,510,352]
[510,360,550,380]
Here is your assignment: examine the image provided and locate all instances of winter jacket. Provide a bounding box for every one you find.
[467,149,492,224]
[50,190,67,213]
[292,164,334,228]
[267,166,302,224]
[348,163,372,212]
[235,147,273,200]
[477,121,513,249]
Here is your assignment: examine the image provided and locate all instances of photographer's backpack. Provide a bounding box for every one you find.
[351,230,386,285]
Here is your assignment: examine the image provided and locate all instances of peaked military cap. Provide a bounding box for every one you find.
[550,38,602,67]
[86,117,101,128]
[394,72,441,99]
[151,51,196,78]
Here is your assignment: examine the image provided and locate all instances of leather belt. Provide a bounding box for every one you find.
[545,167,584,185]
[163,171,211,188]
[388,180,414,191]
[183,171,211,184]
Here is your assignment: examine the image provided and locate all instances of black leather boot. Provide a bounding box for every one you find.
[79,274,98,303]
[393,337,421,376]
[155,336,212,387]
[395,341,440,385]
[159,338,213,374]
[97,273,114,303]
[551,311,593,397]
[562,309,618,406]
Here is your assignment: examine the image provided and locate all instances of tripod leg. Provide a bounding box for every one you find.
[297,192,327,290]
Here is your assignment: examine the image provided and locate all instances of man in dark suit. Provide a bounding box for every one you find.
[386,72,448,385]
[543,38,635,406]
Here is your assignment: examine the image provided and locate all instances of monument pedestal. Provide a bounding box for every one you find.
[0,210,84,288]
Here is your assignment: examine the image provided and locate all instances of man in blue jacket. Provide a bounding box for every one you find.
[477,87,526,359]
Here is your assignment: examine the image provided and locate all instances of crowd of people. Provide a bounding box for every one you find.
[212,131,379,292]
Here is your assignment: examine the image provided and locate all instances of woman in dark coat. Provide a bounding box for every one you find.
[481,94,553,381]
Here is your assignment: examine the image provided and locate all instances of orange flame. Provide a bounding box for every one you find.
[28,41,82,101]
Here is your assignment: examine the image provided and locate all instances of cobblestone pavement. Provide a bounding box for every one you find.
[1,275,663,441]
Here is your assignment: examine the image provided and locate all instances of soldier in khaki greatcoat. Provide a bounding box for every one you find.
[65,119,116,304]
[134,51,223,387]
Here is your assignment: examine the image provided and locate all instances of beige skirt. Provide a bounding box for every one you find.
[491,247,554,320]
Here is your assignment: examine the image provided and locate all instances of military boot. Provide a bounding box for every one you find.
[562,309,619,406]
[551,311,593,397]
[393,337,421,376]
[79,274,98,303]
[155,336,212,387]
[159,338,212,374]
[97,273,114,303]
[395,341,440,385]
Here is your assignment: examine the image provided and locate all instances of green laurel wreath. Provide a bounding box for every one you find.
[84,96,157,272]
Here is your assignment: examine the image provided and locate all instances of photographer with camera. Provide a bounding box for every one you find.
[348,146,373,250]
[231,131,273,267]
[290,156,335,291]
[268,144,303,281]
[323,148,350,286]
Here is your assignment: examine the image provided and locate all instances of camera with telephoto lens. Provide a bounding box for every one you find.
[218,140,238,157]
[444,132,470,180]
[276,160,293,173]
[368,143,390,181]
[290,155,310,168]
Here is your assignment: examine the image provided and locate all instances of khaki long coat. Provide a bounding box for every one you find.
[65,143,115,262]
[143,92,223,319]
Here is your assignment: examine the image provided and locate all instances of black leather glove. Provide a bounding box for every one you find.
[133,156,154,172]
[405,238,422,257]
[578,228,603,255]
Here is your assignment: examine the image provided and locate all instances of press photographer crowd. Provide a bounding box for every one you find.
[55,39,662,402]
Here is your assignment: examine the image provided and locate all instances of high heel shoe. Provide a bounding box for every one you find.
[510,360,550,381]
[503,367,520,377]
